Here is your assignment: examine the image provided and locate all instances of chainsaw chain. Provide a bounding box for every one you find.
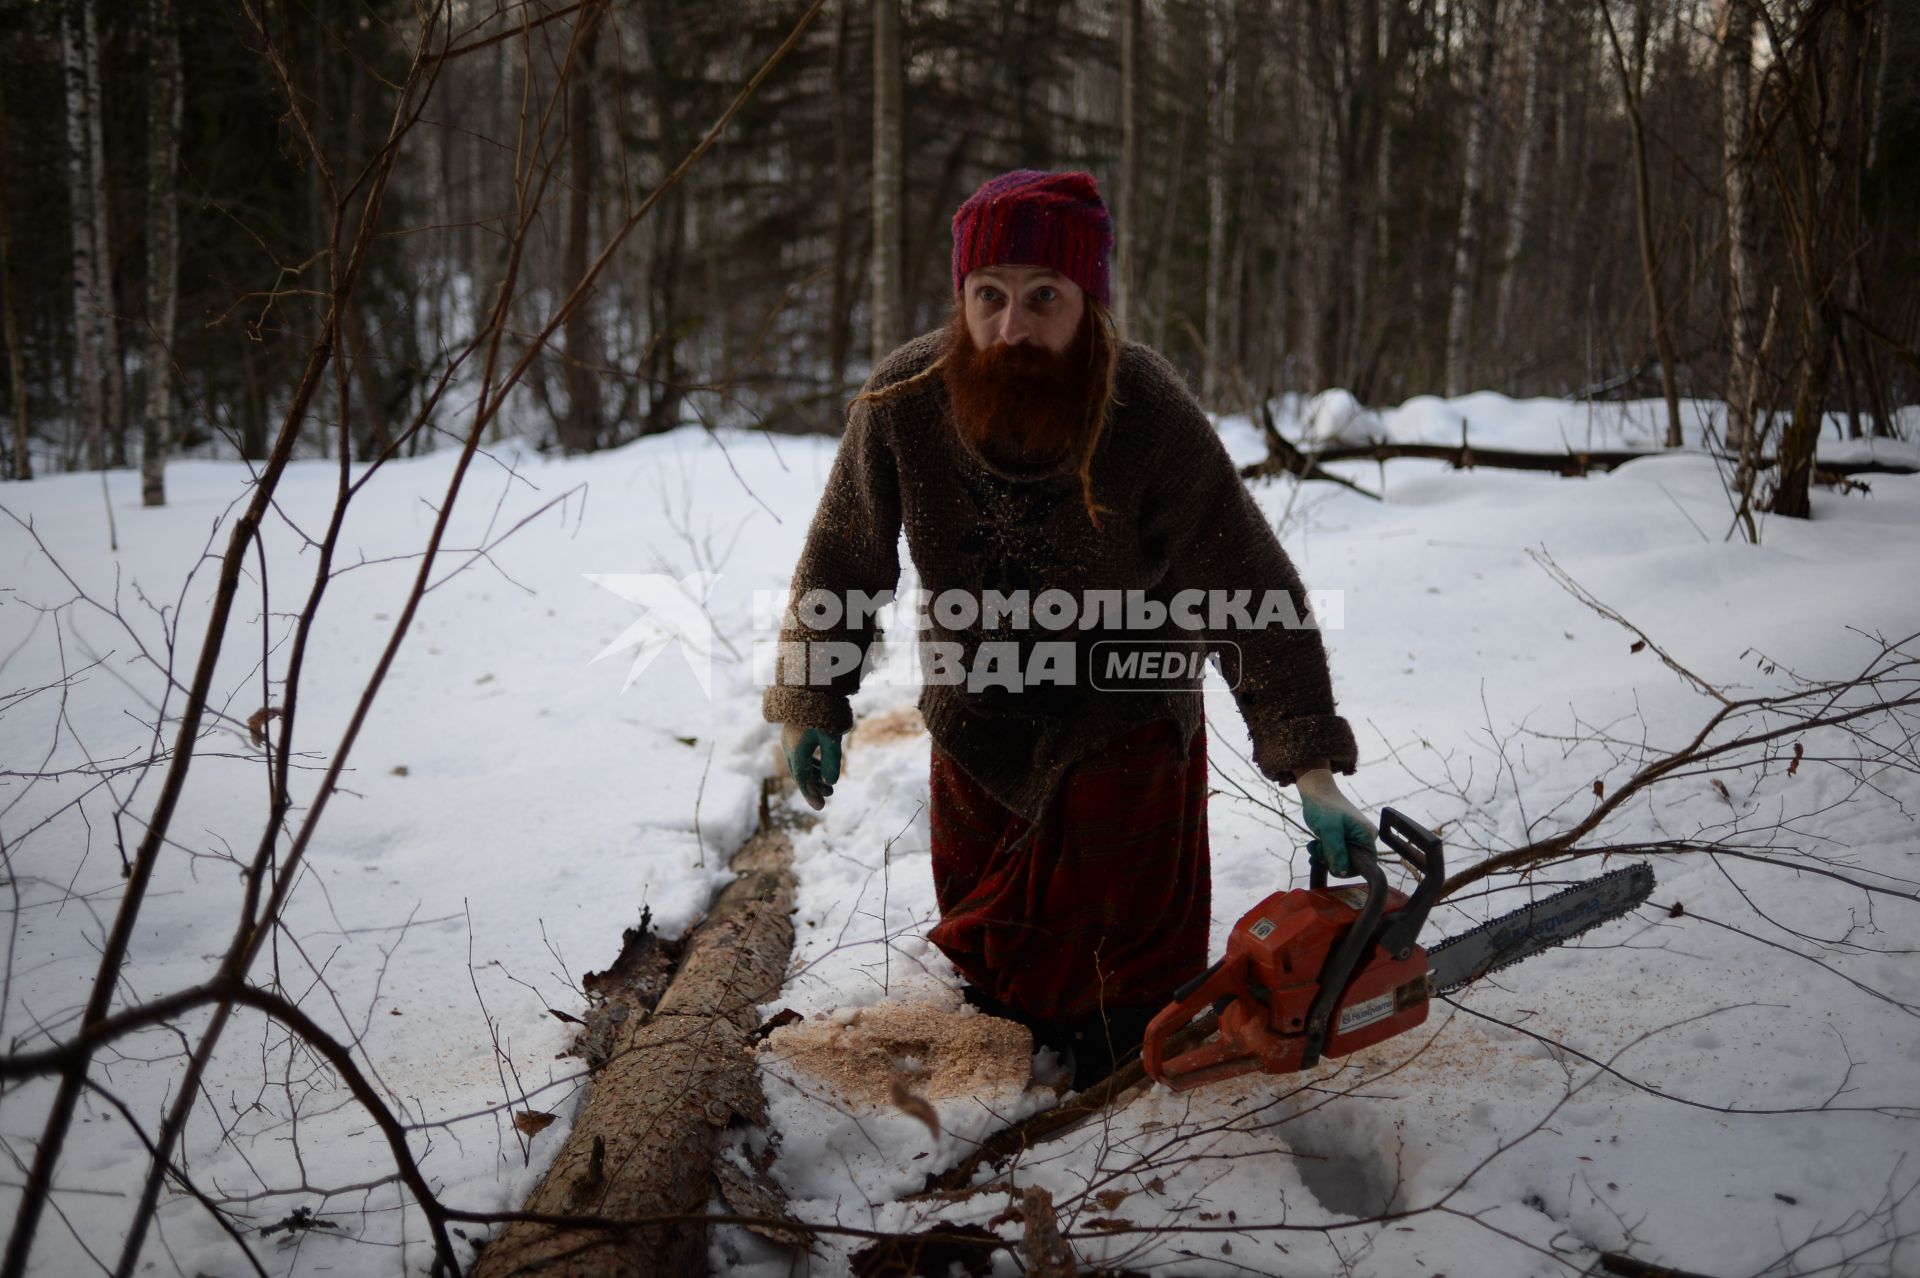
[1426,863,1656,995]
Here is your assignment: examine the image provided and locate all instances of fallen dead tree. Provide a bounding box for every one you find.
[472,814,801,1277]
[1240,434,1915,483]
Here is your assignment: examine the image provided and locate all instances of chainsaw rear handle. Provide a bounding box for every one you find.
[1299,838,1388,1067]
[1299,807,1443,1068]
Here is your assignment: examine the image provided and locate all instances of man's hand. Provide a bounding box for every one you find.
[1295,767,1375,877]
[781,723,843,810]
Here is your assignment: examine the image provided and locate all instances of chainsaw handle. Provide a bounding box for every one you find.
[1299,839,1389,1068]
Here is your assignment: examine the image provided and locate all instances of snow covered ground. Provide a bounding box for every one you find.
[2,390,1916,1276]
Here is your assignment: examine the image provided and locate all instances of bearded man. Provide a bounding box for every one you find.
[764,169,1374,1088]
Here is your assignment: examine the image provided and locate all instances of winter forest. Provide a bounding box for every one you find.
[2,0,1914,488]
[2,0,1919,1275]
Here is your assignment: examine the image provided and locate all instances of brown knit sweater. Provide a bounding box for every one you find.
[762,328,1359,822]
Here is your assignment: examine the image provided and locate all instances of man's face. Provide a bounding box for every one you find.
[943,269,1098,471]
[961,266,1087,354]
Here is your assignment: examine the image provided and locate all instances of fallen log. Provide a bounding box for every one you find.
[472,810,799,1277]
[1240,439,1919,483]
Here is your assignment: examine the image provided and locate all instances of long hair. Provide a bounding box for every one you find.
[853,299,1123,530]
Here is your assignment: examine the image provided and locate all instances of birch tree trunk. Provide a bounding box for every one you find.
[142,0,180,507]
[61,0,106,473]
[0,74,28,481]
[870,0,904,363]
[1866,0,1890,174]
[1493,0,1547,362]
[1444,0,1499,398]
[1720,0,1761,452]
[79,0,125,467]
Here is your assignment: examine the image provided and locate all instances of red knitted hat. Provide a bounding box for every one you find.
[950,169,1114,308]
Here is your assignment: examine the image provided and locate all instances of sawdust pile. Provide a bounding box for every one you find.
[762,1002,1033,1104]
[850,704,926,748]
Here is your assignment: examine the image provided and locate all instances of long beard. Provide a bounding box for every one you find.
[941,307,1098,471]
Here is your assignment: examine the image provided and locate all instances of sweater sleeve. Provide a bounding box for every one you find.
[760,389,903,735]
[1140,367,1359,786]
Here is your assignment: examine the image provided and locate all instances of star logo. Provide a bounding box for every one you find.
[584,572,721,697]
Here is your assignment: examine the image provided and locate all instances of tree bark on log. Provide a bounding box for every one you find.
[472,823,798,1277]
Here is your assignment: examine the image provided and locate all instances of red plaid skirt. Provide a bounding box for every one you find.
[927,715,1211,1023]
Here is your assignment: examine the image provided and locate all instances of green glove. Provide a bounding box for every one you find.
[1297,770,1376,877]
[780,723,843,810]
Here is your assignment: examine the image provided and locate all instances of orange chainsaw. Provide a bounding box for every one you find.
[1143,808,1653,1091]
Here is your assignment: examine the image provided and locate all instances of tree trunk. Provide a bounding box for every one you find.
[1493,0,1547,361]
[643,189,687,436]
[142,0,180,507]
[1115,0,1142,335]
[1444,0,1498,398]
[62,0,107,473]
[825,0,856,418]
[1720,0,1762,453]
[870,0,904,363]
[472,825,798,1277]
[1443,0,1497,393]
[1767,0,1870,518]
[81,0,126,468]
[559,12,603,453]
[1374,8,1394,274]
[1295,0,1330,391]
[1769,310,1832,520]
[0,73,29,480]
[1603,0,1684,446]
[1866,0,1890,174]
[340,299,391,461]
[239,331,266,461]
[1203,0,1236,404]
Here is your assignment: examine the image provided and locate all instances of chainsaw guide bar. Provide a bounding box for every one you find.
[1425,863,1656,996]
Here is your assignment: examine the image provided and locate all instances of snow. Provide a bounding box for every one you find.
[2,391,1916,1276]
